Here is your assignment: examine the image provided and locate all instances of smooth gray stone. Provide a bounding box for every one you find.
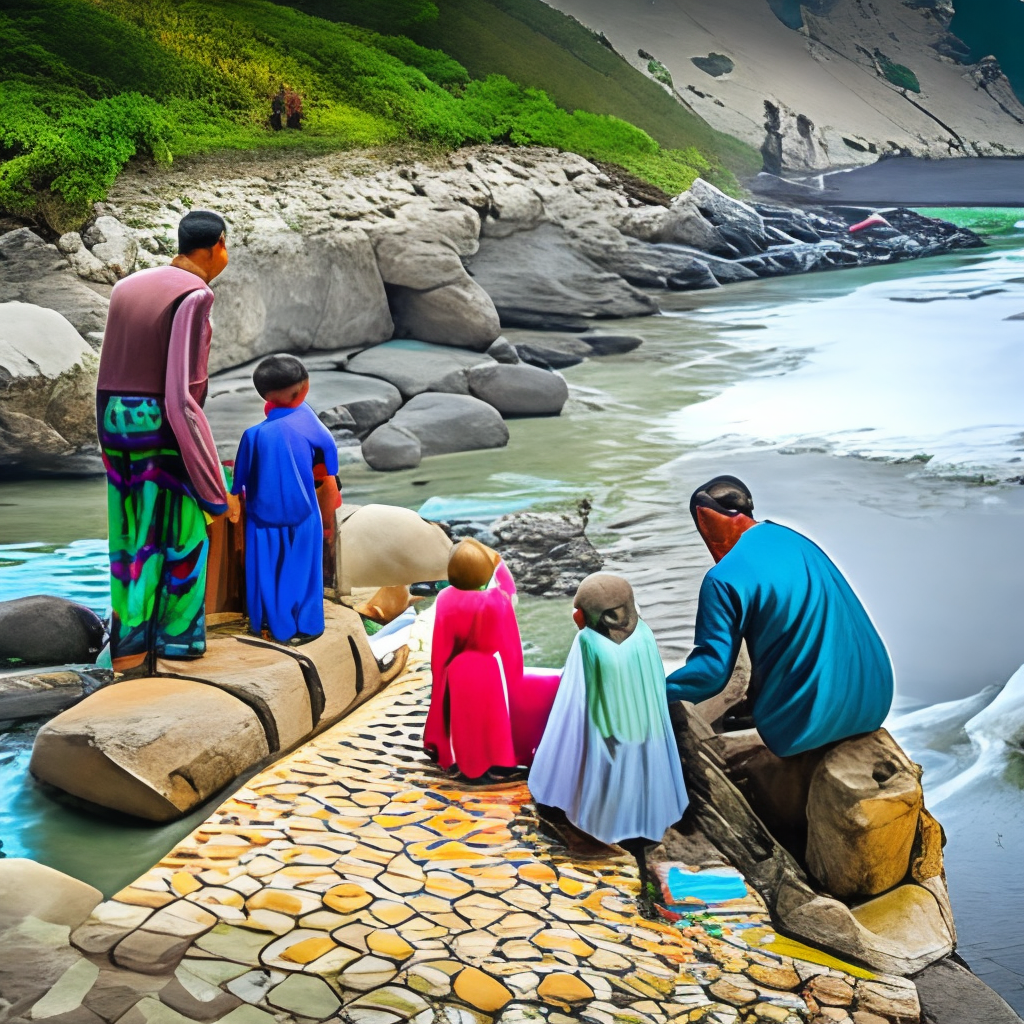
[914,958,1022,1024]
[466,223,658,329]
[466,363,568,417]
[0,596,104,666]
[505,331,592,369]
[581,334,644,356]
[345,340,493,400]
[485,336,520,364]
[361,423,422,472]
[585,237,719,290]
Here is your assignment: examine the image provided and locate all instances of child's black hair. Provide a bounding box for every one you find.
[252,353,309,398]
[177,210,227,254]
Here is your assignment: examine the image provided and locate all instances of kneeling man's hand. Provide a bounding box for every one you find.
[226,492,241,524]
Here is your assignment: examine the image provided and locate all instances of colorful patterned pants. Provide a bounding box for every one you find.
[99,395,209,665]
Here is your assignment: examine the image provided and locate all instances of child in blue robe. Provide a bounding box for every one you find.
[231,354,339,644]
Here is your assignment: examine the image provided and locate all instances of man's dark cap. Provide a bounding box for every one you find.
[177,210,227,254]
[253,353,308,398]
[689,475,754,527]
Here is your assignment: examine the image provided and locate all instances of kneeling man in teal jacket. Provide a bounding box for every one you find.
[666,475,893,757]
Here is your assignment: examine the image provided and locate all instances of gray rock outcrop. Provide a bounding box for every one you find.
[370,206,500,350]
[0,229,109,339]
[82,216,139,281]
[466,223,659,329]
[209,224,393,374]
[0,302,102,474]
[361,392,508,471]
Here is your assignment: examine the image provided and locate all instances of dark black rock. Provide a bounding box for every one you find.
[0,596,105,666]
[491,501,604,597]
[580,334,644,356]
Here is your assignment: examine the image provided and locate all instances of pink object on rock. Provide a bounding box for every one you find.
[849,213,891,234]
[424,562,559,778]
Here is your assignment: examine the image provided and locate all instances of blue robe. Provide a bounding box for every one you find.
[231,403,338,642]
[666,522,893,757]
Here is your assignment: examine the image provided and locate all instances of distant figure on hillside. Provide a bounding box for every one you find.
[96,209,238,672]
[424,538,560,779]
[666,476,893,757]
[231,354,341,644]
[530,573,688,862]
[270,85,285,131]
[285,88,303,130]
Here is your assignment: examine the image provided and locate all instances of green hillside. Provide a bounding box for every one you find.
[0,0,757,231]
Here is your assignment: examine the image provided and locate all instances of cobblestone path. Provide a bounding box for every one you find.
[36,627,918,1024]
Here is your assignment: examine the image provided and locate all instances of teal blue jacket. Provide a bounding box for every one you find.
[666,522,893,756]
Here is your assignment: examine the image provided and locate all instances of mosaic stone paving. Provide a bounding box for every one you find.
[33,621,919,1024]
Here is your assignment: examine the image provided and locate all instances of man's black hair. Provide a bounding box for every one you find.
[689,475,754,527]
[252,353,309,398]
[177,210,227,254]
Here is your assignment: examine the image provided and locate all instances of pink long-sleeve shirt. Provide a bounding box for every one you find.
[97,266,227,511]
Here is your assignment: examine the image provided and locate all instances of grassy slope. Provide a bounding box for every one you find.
[287,0,759,177]
[1,0,757,230]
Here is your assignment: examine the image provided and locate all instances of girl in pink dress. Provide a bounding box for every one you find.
[423,538,558,779]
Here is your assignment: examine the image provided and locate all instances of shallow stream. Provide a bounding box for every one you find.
[2,214,1023,1009]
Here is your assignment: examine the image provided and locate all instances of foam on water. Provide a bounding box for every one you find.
[667,243,1024,478]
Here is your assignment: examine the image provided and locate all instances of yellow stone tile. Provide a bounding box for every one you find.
[452,966,513,1013]
[113,886,175,909]
[170,872,202,897]
[518,864,557,884]
[408,894,451,915]
[280,935,337,964]
[424,874,472,900]
[324,883,373,914]
[534,930,595,957]
[246,890,305,916]
[558,877,586,896]
[538,973,595,1005]
[366,929,415,960]
[190,887,245,909]
[370,900,415,926]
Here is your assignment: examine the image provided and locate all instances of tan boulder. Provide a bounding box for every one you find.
[805,729,923,898]
[29,679,270,822]
[157,638,311,754]
[0,859,102,932]
[336,504,452,593]
[851,884,953,965]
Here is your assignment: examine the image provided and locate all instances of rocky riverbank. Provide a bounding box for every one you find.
[0,146,984,476]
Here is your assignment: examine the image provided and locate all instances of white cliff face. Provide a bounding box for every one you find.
[543,0,1024,170]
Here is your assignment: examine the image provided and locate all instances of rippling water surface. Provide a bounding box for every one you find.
[2,223,1023,1009]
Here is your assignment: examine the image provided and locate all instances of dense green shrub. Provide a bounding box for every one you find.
[648,59,673,88]
[876,52,921,93]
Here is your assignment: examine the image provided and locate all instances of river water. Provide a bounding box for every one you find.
[1,215,1023,1009]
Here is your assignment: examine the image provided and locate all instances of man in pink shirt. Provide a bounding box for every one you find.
[96,210,239,671]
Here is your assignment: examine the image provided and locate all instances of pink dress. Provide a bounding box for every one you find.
[423,563,560,778]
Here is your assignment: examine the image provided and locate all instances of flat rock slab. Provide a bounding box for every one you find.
[466,223,658,329]
[914,958,1022,1024]
[345,340,494,401]
[30,677,271,822]
[0,665,112,721]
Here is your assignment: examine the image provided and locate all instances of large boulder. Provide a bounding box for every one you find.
[346,340,494,401]
[0,229,110,339]
[805,729,924,898]
[465,224,658,329]
[0,859,102,932]
[0,303,101,474]
[673,702,955,976]
[0,595,105,666]
[466,363,568,417]
[335,504,452,593]
[360,421,422,471]
[371,207,501,351]
[30,677,272,822]
[622,198,736,257]
[209,224,393,374]
[361,392,508,470]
